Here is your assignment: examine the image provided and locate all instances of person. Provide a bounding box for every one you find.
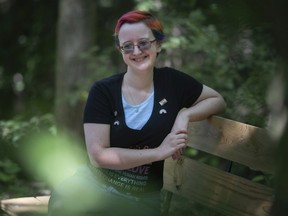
[48,10,226,216]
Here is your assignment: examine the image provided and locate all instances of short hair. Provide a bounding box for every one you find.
[114,10,165,47]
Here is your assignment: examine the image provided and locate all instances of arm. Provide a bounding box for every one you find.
[171,85,226,159]
[172,85,226,132]
[84,123,187,170]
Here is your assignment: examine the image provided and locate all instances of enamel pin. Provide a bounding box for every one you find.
[159,98,167,106]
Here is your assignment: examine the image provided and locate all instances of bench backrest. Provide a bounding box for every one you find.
[163,116,276,216]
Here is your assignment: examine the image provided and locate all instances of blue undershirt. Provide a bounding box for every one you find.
[122,90,154,130]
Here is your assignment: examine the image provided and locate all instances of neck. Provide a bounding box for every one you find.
[125,68,154,90]
[122,68,154,105]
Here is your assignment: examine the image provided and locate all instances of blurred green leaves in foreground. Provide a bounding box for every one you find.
[0,114,87,198]
[20,132,106,214]
[21,132,87,188]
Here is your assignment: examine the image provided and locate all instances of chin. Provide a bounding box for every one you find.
[131,63,154,72]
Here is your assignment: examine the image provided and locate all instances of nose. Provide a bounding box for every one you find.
[132,45,142,54]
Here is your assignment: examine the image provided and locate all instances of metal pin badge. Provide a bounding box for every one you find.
[159,98,167,106]
[159,109,167,114]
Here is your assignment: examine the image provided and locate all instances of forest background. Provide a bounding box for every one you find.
[0,0,288,215]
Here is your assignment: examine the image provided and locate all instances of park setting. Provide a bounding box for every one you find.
[0,0,288,215]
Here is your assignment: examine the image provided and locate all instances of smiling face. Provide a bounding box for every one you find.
[118,22,161,73]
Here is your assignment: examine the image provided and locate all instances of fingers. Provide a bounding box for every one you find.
[160,130,188,160]
[171,131,187,149]
[176,134,188,146]
[173,130,188,139]
[172,133,187,160]
[172,154,178,160]
[175,129,188,135]
[172,148,184,160]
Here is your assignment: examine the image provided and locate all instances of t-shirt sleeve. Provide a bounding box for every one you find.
[83,81,114,124]
[169,68,203,108]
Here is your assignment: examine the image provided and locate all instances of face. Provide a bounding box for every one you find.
[117,22,161,73]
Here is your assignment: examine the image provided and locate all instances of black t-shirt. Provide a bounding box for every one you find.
[83,67,203,195]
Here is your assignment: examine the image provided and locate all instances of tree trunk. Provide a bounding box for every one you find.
[55,0,96,137]
[267,1,288,215]
[271,70,288,216]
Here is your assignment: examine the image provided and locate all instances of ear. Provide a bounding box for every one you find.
[116,45,123,54]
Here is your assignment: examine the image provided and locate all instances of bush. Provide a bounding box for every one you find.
[0,114,55,198]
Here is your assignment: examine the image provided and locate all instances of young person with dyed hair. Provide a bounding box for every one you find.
[48,10,226,216]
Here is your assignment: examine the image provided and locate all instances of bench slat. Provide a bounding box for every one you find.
[163,157,273,216]
[1,117,276,216]
[187,116,276,174]
[1,196,50,216]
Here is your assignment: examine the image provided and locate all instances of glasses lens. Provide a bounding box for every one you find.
[138,40,151,50]
[122,43,134,54]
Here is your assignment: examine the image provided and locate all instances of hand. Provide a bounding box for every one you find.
[171,108,189,160]
[172,148,183,160]
[158,130,187,160]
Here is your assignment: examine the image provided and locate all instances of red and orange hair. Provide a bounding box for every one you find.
[114,10,165,47]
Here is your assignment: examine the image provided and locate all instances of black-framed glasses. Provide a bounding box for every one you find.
[120,39,157,54]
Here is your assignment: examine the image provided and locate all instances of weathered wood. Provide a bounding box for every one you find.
[187,116,276,174]
[161,190,173,216]
[1,116,277,216]
[163,157,274,216]
[0,196,49,216]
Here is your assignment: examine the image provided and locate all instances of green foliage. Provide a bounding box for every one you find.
[0,0,282,210]
[80,46,120,82]
[136,1,278,127]
[230,162,275,188]
[0,159,20,184]
[0,114,56,147]
[0,0,277,128]
[0,114,56,197]
[0,0,58,119]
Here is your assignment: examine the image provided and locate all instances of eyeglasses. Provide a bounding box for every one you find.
[120,39,157,54]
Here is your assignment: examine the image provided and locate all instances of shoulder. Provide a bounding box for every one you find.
[155,66,180,75]
[92,72,124,87]
[154,67,197,81]
[90,72,124,92]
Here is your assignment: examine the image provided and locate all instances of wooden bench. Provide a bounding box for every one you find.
[1,196,49,216]
[162,116,276,216]
[1,116,276,216]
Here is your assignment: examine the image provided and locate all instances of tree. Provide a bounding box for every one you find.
[55,0,96,137]
[0,0,57,119]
